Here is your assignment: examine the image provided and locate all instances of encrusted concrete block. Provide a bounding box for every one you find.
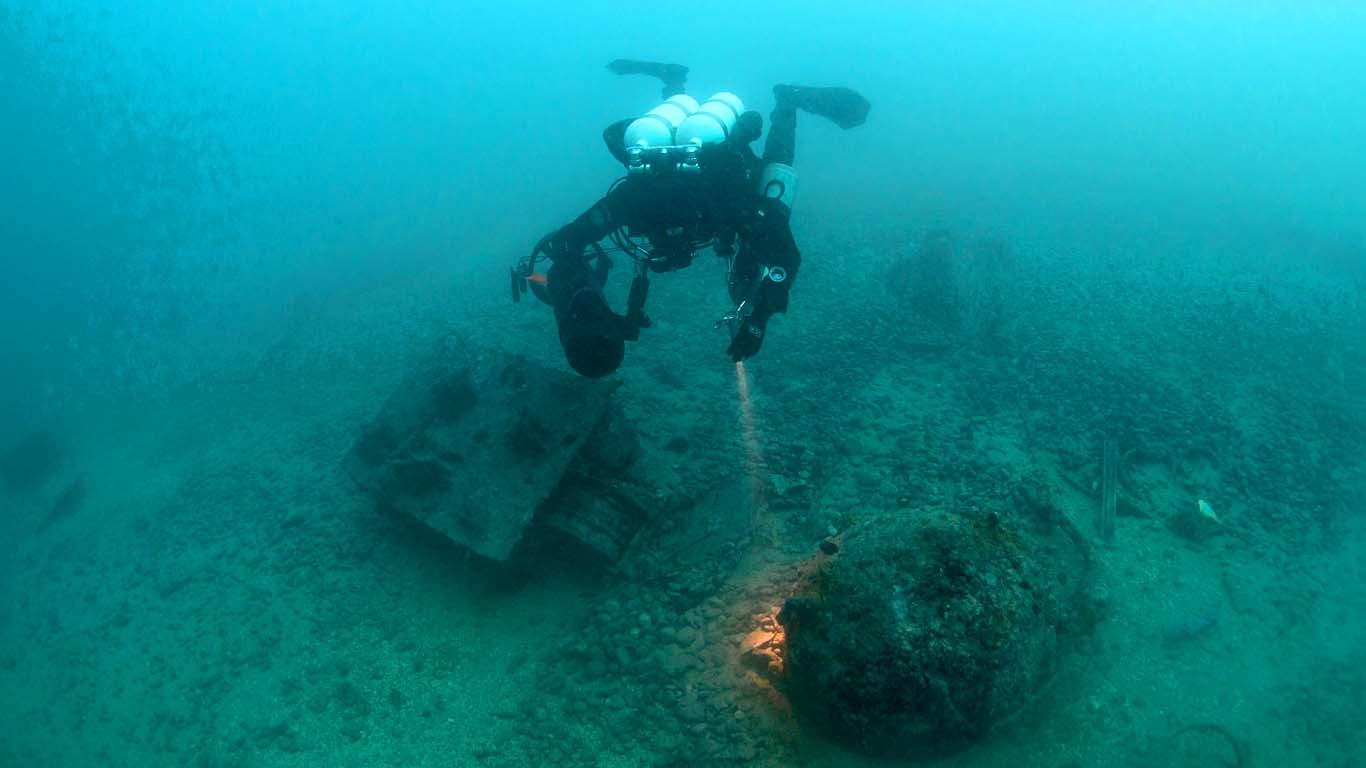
[345,342,618,561]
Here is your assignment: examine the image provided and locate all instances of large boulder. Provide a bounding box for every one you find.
[778,507,1092,758]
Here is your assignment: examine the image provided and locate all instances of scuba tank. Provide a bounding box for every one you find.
[623,94,700,149]
[675,92,745,146]
[621,92,745,175]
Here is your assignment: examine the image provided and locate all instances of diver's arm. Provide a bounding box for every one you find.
[542,197,619,326]
[537,185,632,299]
[520,199,617,306]
[541,195,622,265]
[752,202,801,314]
[538,183,651,354]
[727,200,801,361]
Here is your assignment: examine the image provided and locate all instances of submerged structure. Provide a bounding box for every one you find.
[886,228,961,332]
[345,341,647,561]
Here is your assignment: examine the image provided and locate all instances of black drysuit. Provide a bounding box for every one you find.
[542,114,801,375]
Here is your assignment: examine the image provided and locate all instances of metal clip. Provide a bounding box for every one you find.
[714,300,752,331]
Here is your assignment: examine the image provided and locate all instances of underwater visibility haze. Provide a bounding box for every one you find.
[2,2,1364,766]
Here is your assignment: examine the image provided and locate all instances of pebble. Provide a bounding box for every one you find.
[674,652,702,672]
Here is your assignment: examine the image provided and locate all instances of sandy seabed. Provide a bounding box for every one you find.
[2,245,1363,768]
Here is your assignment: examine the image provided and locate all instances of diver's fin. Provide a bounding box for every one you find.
[606,59,689,97]
[773,85,871,129]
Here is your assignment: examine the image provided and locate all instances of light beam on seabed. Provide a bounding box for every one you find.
[735,361,768,530]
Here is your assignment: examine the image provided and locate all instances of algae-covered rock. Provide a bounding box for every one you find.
[778,507,1092,757]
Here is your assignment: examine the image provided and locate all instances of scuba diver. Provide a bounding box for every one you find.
[511,59,869,378]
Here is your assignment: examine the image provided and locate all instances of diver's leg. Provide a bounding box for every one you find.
[763,93,798,165]
[764,84,873,164]
[606,59,689,98]
[759,92,800,217]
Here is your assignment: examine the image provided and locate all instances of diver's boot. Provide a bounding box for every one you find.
[606,59,689,98]
[773,85,871,129]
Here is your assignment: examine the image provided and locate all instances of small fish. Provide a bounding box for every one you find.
[1197,498,1219,523]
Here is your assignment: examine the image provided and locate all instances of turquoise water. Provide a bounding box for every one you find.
[2,3,1364,766]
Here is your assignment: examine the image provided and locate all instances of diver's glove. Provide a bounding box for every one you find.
[727,314,768,362]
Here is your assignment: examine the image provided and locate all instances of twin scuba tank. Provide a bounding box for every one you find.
[622,92,797,211]
[622,92,741,174]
